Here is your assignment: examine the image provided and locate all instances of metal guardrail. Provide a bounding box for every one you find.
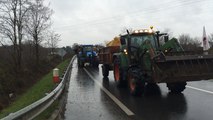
[2,55,76,120]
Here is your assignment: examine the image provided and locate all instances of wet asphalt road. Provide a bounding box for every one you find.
[64,59,213,120]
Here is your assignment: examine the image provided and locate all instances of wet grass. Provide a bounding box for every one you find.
[0,58,71,119]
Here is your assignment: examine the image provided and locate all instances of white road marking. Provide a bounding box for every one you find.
[186,85,213,94]
[84,68,135,116]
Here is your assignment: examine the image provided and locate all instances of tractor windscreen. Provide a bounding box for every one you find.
[127,34,157,66]
[83,46,93,52]
[130,34,157,49]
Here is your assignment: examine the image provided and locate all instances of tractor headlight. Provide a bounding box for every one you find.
[124,49,128,54]
[148,29,153,33]
[134,30,139,33]
[139,30,143,33]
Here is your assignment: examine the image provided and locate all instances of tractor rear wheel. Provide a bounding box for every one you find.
[113,58,126,87]
[167,82,187,93]
[102,64,109,77]
[128,73,145,96]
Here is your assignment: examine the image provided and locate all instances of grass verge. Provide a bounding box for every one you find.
[0,58,71,119]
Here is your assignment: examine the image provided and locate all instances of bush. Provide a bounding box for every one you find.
[0,53,69,111]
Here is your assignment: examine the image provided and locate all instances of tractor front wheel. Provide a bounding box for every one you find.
[78,60,84,68]
[102,64,109,77]
[128,73,145,96]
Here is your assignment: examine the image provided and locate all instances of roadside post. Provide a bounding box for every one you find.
[53,68,60,83]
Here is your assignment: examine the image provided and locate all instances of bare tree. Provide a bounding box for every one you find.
[178,34,201,51]
[46,31,60,54]
[72,43,79,54]
[25,0,52,65]
[0,0,30,72]
[178,34,191,45]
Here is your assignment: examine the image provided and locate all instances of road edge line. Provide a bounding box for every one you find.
[186,85,213,94]
[84,68,135,116]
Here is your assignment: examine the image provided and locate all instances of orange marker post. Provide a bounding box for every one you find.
[53,68,60,83]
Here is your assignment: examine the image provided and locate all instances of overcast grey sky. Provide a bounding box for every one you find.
[46,0,213,47]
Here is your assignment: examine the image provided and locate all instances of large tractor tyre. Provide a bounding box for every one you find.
[94,62,99,68]
[167,82,187,93]
[78,61,84,68]
[91,59,99,68]
[102,64,109,77]
[78,61,80,67]
[113,59,126,87]
[128,73,145,96]
[77,60,82,67]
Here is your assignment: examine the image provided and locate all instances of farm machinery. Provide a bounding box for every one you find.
[77,45,99,67]
[99,27,213,95]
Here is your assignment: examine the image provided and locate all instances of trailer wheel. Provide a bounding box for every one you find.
[91,59,99,68]
[77,60,83,68]
[167,82,187,93]
[102,64,109,77]
[94,62,99,68]
[113,59,126,87]
[128,73,145,96]
[78,61,84,68]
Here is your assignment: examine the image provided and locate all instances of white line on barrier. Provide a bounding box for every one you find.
[84,68,135,116]
[186,85,213,94]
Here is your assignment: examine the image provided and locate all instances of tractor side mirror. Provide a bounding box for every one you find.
[120,38,126,45]
[164,35,169,43]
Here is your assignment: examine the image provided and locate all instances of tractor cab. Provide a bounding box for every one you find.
[129,29,158,49]
[79,45,93,56]
[120,28,160,66]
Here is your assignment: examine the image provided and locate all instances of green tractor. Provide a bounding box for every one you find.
[99,28,213,96]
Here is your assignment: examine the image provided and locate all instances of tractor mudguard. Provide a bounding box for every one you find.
[113,53,128,69]
[112,53,129,83]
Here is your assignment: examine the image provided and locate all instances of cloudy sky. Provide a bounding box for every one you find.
[46,0,213,47]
